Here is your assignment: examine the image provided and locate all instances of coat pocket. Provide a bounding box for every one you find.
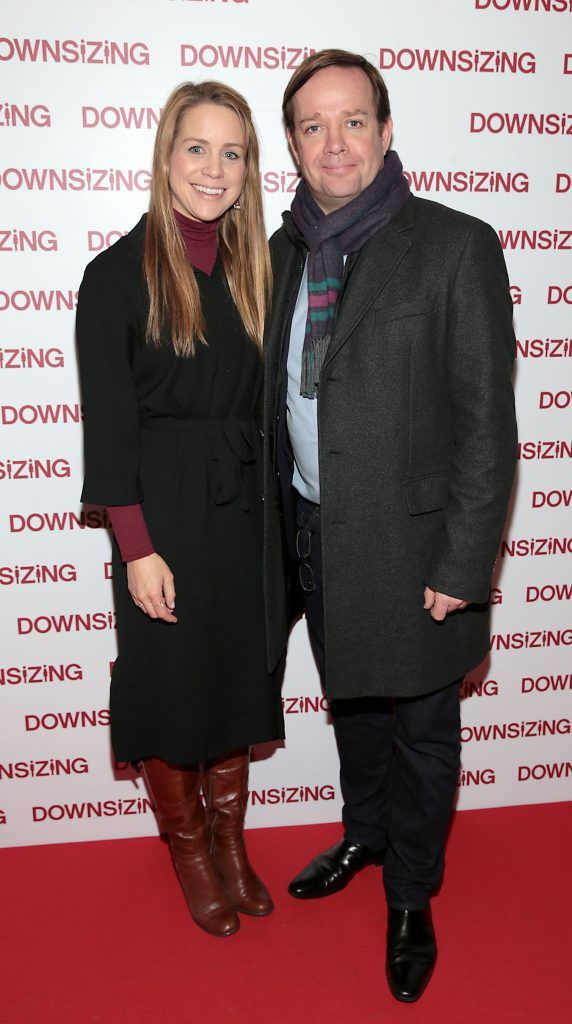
[374,301,434,323]
[402,472,449,515]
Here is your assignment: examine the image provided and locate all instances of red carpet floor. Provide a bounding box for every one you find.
[2,803,571,1024]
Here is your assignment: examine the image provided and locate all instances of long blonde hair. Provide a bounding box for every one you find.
[145,81,271,357]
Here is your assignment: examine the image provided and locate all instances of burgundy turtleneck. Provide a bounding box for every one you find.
[173,207,220,276]
[107,208,220,563]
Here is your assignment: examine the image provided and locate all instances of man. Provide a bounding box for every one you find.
[263,49,517,1003]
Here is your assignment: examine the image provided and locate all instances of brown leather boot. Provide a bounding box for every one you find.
[142,757,239,937]
[204,751,273,916]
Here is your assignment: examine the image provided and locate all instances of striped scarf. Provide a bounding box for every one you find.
[291,151,410,398]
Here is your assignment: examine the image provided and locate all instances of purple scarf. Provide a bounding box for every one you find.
[291,150,410,398]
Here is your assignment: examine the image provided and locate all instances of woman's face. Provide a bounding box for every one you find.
[169,103,247,221]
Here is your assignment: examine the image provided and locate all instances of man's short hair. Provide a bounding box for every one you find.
[283,49,391,133]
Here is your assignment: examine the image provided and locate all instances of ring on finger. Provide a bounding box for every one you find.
[154,601,166,608]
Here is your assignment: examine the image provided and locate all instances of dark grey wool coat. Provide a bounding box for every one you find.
[263,195,518,699]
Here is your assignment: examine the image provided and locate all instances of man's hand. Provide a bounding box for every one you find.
[127,553,177,623]
[423,586,469,622]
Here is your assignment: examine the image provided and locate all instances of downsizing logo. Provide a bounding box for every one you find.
[0,563,77,585]
[282,695,330,714]
[500,535,572,557]
[0,757,88,780]
[0,102,51,127]
[461,718,570,741]
[498,228,572,251]
[33,797,154,821]
[0,403,82,424]
[0,347,65,369]
[9,509,109,533]
[517,440,572,458]
[470,111,572,134]
[0,663,83,686]
[404,169,529,193]
[0,229,57,251]
[0,457,71,480]
[25,709,110,730]
[475,0,572,10]
[516,339,572,358]
[491,629,572,650]
[518,761,572,781]
[249,785,336,805]
[17,612,117,635]
[379,48,536,73]
[458,768,495,785]
[0,167,150,191]
[82,106,162,129]
[0,290,77,311]
[180,44,315,69]
[0,37,150,65]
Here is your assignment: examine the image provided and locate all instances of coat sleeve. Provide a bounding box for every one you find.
[76,256,144,506]
[425,221,518,603]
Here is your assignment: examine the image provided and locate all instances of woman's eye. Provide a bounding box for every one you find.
[188,145,203,154]
[223,151,240,161]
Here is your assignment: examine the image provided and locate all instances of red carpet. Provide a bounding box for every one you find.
[2,803,571,1024]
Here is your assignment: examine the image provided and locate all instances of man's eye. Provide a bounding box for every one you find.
[304,124,320,134]
[347,120,363,129]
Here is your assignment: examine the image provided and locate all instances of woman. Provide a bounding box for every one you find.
[77,82,284,938]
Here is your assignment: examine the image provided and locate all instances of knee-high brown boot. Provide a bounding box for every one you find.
[204,751,273,916]
[142,757,239,937]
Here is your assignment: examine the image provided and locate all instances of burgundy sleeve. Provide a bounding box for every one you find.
[107,504,156,563]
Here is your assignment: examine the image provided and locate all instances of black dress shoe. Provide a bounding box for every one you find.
[386,907,437,1003]
[288,837,383,899]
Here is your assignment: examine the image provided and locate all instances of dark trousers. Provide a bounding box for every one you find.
[294,492,462,910]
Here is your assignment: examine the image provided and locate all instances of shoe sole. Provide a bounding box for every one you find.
[235,905,274,916]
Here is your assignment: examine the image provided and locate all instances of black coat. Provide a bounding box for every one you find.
[263,195,517,699]
[77,215,284,764]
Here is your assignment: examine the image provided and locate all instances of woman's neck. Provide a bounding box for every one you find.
[173,207,220,276]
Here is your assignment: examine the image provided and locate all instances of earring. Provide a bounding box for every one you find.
[233,198,241,210]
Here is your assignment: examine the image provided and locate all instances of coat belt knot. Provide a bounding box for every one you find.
[210,415,259,510]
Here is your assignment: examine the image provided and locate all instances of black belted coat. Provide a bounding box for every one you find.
[77,215,284,764]
[263,195,517,699]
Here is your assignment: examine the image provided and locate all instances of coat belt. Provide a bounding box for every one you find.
[141,414,260,510]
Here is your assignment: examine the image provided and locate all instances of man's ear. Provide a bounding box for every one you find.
[287,128,300,168]
[380,116,394,155]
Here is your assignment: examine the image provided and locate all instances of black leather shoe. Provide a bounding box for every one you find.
[288,838,383,899]
[386,907,437,1003]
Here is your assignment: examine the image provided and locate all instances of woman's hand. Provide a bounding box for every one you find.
[127,553,177,623]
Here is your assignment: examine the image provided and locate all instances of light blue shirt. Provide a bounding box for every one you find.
[286,258,321,503]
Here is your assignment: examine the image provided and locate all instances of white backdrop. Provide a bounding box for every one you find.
[1,0,571,848]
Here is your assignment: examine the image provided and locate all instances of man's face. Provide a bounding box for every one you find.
[288,65,393,214]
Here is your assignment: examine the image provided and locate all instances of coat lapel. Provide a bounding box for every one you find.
[323,203,414,370]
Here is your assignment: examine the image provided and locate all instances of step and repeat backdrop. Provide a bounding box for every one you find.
[1,0,571,847]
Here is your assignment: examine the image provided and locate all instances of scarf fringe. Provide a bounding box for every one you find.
[300,336,330,399]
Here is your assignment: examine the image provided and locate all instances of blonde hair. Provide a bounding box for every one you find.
[145,81,271,357]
